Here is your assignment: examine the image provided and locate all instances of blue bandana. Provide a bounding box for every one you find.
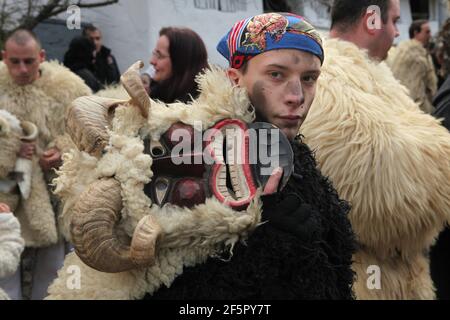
[217,12,324,69]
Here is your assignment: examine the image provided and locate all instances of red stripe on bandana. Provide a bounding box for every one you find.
[229,19,247,58]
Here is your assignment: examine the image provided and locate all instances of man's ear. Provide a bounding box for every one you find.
[39,49,46,62]
[1,50,7,61]
[227,68,242,86]
[363,9,381,36]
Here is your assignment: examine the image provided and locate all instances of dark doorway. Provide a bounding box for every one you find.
[410,0,430,20]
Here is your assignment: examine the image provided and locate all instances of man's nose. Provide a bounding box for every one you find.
[19,62,28,73]
[286,80,304,108]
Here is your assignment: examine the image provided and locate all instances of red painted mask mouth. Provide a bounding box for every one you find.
[205,119,258,210]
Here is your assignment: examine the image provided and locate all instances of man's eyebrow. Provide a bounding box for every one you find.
[303,69,321,75]
[265,63,290,70]
[265,64,321,73]
[9,57,36,61]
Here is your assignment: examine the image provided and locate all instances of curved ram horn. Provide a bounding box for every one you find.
[121,61,150,119]
[20,121,38,142]
[66,96,125,158]
[70,178,162,273]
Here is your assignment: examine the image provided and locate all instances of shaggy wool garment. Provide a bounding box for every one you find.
[147,137,356,300]
[0,110,56,247]
[301,38,450,300]
[0,61,91,247]
[387,39,437,114]
[0,213,25,300]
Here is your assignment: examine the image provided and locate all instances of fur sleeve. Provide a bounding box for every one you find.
[0,213,25,279]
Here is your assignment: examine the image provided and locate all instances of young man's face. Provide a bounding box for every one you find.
[228,49,321,141]
[2,39,45,86]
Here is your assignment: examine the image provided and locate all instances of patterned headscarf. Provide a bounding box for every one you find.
[217,12,324,69]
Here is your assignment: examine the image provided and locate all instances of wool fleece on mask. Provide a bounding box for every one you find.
[300,38,450,300]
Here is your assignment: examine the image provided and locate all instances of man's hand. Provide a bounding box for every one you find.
[39,147,62,171]
[263,167,283,195]
[261,193,322,242]
[18,142,36,160]
[0,203,11,213]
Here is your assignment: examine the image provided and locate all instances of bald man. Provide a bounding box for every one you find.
[0,29,91,299]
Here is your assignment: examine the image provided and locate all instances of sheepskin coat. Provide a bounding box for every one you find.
[0,110,54,247]
[0,213,25,300]
[300,38,450,300]
[0,62,91,247]
[387,39,437,114]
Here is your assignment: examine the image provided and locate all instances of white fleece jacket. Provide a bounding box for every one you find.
[0,213,25,300]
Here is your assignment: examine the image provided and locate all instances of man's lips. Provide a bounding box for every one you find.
[278,115,304,127]
[279,115,302,120]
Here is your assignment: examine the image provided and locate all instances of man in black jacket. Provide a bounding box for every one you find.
[430,18,450,301]
[146,13,356,300]
[83,24,120,86]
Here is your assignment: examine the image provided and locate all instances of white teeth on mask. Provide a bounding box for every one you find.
[211,134,224,164]
[218,166,231,197]
[214,125,252,203]
[218,167,227,187]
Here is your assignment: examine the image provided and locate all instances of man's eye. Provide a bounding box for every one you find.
[302,75,318,84]
[269,71,283,79]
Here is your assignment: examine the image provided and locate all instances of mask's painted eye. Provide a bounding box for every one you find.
[154,177,170,205]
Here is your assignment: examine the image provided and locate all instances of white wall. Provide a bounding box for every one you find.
[64,0,263,72]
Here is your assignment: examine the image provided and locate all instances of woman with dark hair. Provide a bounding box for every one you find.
[149,27,208,103]
[63,36,104,93]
